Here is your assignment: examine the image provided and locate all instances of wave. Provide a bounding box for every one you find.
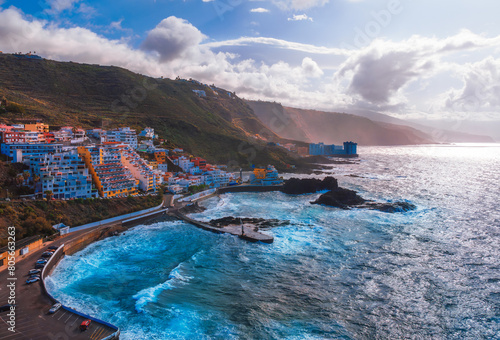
[133,261,194,313]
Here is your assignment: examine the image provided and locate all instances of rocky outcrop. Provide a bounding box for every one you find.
[179,202,206,214]
[311,187,366,209]
[311,189,416,213]
[209,216,289,229]
[281,177,338,195]
[362,202,416,213]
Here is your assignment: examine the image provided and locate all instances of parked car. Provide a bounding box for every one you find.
[26,277,40,284]
[34,263,45,269]
[48,303,62,314]
[41,252,53,258]
[80,319,92,331]
[36,259,47,265]
[48,246,59,250]
[28,269,41,275]
[0,304,15,313]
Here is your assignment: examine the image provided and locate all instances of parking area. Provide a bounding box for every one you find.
[0,236,116,339]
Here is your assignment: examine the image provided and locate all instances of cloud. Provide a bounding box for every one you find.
[273,0,329,10]
[336,31,500,106]
[250,8,270,13]
[46,0,80,13]
[301,57,323,77]
[204,36,350,56]
[288,14,313,21]
[444,57,500,113]
[141,16,206,63]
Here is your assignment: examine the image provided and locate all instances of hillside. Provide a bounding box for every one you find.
[0,195,163,247]
[0,54,297,168]
[345,108,495,143]
[247,101,433,145]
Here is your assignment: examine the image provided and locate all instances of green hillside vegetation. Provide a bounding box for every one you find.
[0,195,163,247]
[0,54,299,169]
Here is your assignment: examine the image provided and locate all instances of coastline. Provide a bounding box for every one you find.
[37,187,282,338]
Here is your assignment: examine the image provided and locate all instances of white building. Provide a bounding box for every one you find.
[121,146,159,192]
[106,127,138,149]
[138,127,156,139]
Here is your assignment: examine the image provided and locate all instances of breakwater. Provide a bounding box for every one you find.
[174,211,274,243]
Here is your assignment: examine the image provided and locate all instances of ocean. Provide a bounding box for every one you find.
[46,144,500,339]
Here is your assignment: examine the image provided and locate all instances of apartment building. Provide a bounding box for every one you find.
[105,127,138,149]
[78,144,138,198]
[29,150,96,199]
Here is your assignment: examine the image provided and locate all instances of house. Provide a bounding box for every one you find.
[138,127,156,139]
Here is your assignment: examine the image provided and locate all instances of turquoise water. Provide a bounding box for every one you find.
[46,145,500,339]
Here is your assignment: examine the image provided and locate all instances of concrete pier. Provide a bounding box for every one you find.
[174,212,274,244]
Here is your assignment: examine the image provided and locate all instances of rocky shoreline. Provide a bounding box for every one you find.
[284,176,416,213]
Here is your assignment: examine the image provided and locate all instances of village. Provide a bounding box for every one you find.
[0,122,245,200]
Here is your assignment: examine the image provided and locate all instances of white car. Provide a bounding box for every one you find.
[48,303,62,314]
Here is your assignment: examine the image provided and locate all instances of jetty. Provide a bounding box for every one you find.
[174,211,274,243]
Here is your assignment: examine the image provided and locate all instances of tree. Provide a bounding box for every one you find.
[22,171,30,185]
[44,190,53,201]
[15,174,24,187]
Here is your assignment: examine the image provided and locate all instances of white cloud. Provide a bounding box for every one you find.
[444,57,500,113]
[250,8,270,13]
[273,0,329,10]
[335,31,500,108]
[288,14,313,22]
[46,0,80,13]
[301,57,323,77]
[141,16,206,63]
[109,19,124,31]
[204,36,350,56]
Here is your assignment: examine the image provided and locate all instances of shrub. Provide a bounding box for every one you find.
[6,102,25,114]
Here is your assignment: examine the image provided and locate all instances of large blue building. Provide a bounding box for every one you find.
[1,143,63,163]
[309,141,357,156]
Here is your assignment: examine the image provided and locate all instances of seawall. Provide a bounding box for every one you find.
[217,185,283,194]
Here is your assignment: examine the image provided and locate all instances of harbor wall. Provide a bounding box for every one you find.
[217,185,283,194]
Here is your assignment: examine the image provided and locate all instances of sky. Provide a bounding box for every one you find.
[1,0,500,125]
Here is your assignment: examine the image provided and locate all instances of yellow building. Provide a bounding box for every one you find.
[24,122,49,133]
[77,145,138,198]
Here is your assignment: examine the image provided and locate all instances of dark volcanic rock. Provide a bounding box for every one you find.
[179,202,206,214]
[210,216,289,229]
[311,187,366,209]
[362,202,417,213]
[312,189,416,213]
[281,176,338,195]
